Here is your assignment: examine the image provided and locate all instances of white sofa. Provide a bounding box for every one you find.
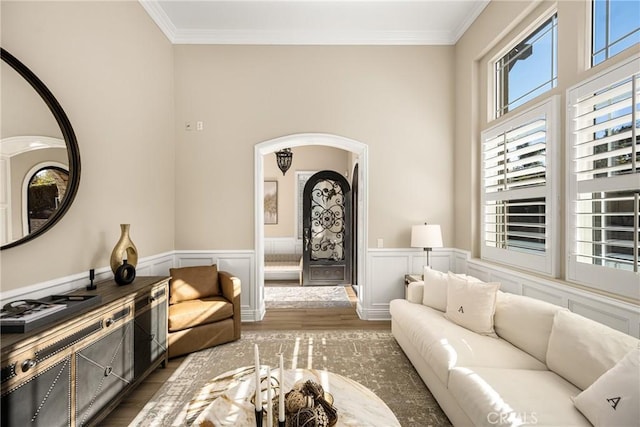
[390,268,639,427]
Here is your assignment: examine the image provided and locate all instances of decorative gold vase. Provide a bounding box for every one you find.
[110,224,138,275]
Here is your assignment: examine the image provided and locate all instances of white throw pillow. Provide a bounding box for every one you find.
[546,310,639,391]
[573,348,640,427]
[444,272,500,336]
[421,267,449,311]
[494,291,564,364]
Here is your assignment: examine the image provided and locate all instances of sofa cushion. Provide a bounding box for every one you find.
[448,367,590,427]
[494,291,565,364]
[573,348,640,427]
[445,273,500,336]
[546,310,639,391]
[390,299,546,386]
[422,267,449,311]
[427,329,548,386]
[169,265,220,304]
[168,296,233,332]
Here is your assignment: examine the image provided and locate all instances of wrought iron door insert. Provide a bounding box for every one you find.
[303,170,351,286]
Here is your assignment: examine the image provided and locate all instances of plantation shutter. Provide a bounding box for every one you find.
[567,56,639,299]
[481,98,559,276]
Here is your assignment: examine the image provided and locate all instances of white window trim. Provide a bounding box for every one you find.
[590,0,640,67]
[566,55,640,300]
[490,6,558,121]
[481,96,560,277]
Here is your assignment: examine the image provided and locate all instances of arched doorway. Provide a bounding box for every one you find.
[254,133,368,321]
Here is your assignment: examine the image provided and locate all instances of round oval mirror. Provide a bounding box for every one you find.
[1,48,80,249]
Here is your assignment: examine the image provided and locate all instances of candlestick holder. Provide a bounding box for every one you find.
[255,409,263,427]
[251,372,283,427]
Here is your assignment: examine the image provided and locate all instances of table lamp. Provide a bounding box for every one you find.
[411,223,443,271]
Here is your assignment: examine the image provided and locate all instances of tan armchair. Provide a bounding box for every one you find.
[167,265,241,358]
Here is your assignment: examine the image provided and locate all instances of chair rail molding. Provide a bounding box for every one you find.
[0,251,175,303]
[3,248,638,337]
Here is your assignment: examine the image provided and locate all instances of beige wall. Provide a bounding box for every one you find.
[0,1,175,292]
[263,146,349,238]
[1,59,62,138]
[174,45,455,250]
[1,3,458,293]
[453,0,639,255]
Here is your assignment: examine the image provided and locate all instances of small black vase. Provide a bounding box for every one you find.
[114,259,136,285]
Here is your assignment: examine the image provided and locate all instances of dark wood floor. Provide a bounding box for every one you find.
[100,285,390,426]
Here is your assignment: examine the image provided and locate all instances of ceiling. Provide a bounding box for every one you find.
[140,0,490,45]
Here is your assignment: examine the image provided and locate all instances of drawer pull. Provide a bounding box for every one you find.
[105,318,114,327]
[21,359,37,373]
[104,366,112,377]
[149,296,156,303]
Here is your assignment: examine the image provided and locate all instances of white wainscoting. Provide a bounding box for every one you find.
[460,256,640,338]
[174,250,256,322]
[263,237,302,255]
[361,248,455,320]
[0,251,175,303]
[4,248,638,337]
[362,248,639,338]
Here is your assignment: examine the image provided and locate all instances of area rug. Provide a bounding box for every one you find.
[264,286,352,309]
[130,330,451,427]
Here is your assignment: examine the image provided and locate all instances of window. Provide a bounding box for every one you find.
[567,56,639,299]
[482,97,559,276]
[495,14,557,117]
[592,0,640,66]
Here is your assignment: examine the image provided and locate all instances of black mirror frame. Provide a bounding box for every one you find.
[1,48,81,250]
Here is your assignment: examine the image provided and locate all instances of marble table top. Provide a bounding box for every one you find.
[188,366,400,426]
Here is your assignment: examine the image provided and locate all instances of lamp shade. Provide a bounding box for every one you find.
[411,224,443,249]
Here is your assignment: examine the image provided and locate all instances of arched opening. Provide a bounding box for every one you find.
[22,161,69,237]
[254,133,368,321]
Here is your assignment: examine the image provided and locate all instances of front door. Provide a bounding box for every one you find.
[302,170,351,286]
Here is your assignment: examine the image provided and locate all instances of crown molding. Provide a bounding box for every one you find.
[139,0,177,43]
[452,0,490,43]
[139,0,486,46]
[172,29,455,46]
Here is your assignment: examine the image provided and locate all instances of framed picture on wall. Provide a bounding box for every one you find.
[264,180,278,224]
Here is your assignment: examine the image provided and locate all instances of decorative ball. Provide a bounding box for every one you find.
[285,390,306,413]
[292,381,306,391]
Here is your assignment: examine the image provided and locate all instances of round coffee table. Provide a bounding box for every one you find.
[186,366,400,426]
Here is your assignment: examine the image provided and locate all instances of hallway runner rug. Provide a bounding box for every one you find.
[264,285,352,309]
[129,330,451,427]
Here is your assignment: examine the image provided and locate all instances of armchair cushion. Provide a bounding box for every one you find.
[169,265,220,304]
[168,297,234,332]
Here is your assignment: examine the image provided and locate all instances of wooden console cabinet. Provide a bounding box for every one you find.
[0,276,169,427]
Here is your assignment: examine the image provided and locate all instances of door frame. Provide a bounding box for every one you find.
[302,170,352,286]
[254,133,368,320]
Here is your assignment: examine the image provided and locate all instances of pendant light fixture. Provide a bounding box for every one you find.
[275,148,293,176]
